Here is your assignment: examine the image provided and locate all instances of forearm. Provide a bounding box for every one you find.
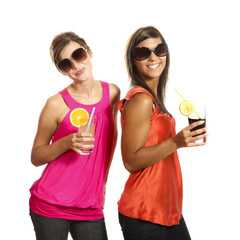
[31,136,69,167]
[123,120,208,173]
[123,137,179,172]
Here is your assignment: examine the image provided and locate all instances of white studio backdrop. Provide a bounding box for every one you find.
[0,0,239,239]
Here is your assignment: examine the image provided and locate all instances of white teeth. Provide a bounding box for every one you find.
[148,64,159,69]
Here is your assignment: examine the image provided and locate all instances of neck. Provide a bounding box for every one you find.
[145,77,159,96]
[69,79,96,98]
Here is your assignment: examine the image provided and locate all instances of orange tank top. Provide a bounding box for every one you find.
[118,87,183,226]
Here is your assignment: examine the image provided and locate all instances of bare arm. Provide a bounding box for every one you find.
[31,94,94,167]
[121,93,207,172]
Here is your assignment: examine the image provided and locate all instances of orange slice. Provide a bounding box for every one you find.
[179,100,194,116]
[70,108,89,127]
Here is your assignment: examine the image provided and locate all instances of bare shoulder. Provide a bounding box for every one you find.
[45,93,64,108]
[122,93,153,120]
[127,92,153,110]
[109,83,120,98]
[40,93,67,122]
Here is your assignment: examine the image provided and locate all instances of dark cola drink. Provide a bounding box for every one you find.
[188,118,206,143]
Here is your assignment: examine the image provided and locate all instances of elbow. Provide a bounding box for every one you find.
[122,151,141,173]
[31,152,43,167]
[31,158,41,167]
[123,158,138,173]
[124,162,133,173]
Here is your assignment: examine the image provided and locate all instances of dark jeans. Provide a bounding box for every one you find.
[119,212,191,240]
[30,210,108,240]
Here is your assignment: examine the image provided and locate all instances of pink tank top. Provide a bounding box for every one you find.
[30,81,114,220]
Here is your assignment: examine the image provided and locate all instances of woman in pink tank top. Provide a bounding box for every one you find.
[29,32,120,240]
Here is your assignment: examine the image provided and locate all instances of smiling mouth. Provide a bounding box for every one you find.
[76,68,85,75]
[147,64,160,69]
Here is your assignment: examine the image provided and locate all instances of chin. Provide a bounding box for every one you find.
[73,75,89,82]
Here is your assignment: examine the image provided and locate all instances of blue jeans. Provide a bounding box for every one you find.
[119,212,191,240]
[30,210,108,240]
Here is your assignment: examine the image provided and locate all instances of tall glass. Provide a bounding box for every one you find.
[188,103,206,143]
[79,115,96,153]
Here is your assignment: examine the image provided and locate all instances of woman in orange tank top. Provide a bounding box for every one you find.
[118,26,207,240]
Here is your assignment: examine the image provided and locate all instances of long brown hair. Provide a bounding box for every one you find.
[125,26,171,116]
[50,31,91,72]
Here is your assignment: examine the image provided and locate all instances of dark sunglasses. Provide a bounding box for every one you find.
[134,43,168,61]
[57,48,87,73]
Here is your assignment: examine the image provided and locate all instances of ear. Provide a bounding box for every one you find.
[88,50,93,58]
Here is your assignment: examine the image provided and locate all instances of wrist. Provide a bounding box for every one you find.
[170,136,180,150]
[62,134,72,151]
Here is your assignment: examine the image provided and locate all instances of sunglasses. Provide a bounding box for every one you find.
[57,47,87,73]
[134,43,168,61]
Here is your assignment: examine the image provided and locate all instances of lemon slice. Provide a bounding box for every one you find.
[70,108,89,127]
[179,100,194,116]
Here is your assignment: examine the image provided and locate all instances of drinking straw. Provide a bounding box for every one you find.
[88,107,96,127]
[174,88,186,101]
[174,88,201,119]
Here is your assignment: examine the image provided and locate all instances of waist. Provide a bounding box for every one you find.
[30,196,103,220]
[118,153,183,225]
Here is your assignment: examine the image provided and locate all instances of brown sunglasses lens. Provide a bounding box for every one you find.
[134,47,150,61]
[155,44,168,57]
[72,48,87,62]
[58,48,87,73]
[58,59,72,73]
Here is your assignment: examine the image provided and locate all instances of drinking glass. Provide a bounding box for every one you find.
[188,103,206,143]
[79,115,96,153]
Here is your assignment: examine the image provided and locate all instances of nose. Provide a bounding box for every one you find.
[70,59,78,70]
[148,51,158,61]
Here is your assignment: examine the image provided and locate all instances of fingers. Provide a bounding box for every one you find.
[74,137,95,143]
[185,120,205,131]
[75,132,93,137]
[189,126,207,138]
[175,120,208,149]
[77,149,93,156]
[73,144,94,155]
[181,126,207,147]
[71,133,95,155]
[73,142,94,152]
[73,133,95,143]
[73,149,92,156]
[188,132,208,147]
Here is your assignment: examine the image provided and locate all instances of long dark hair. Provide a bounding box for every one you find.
[125,26,171,116]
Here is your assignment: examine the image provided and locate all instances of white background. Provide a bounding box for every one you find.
[1,0,240,239]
